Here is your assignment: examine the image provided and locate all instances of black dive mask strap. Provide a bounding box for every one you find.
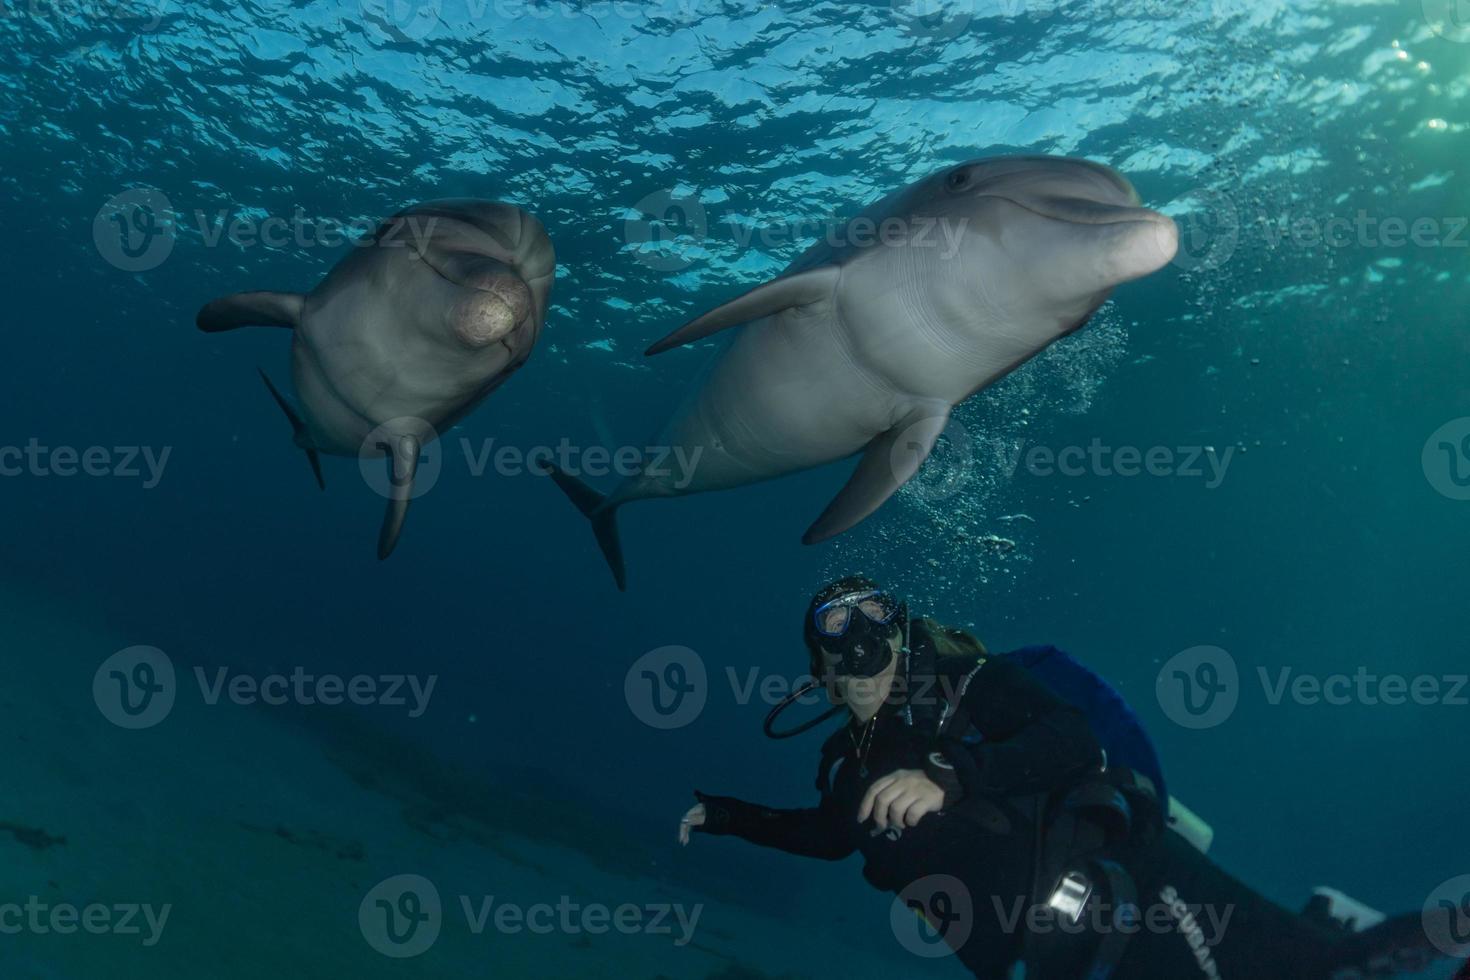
[763,682,844,739]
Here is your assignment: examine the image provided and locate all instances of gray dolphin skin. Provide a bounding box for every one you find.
[547,156,1178,590]
[197,199,555,559]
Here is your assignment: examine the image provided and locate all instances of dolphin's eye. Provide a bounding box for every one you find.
[945,169,971,192]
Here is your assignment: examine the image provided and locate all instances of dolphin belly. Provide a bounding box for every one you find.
[290,338,375,456]
[291,249,523,456]
[626,309,894,500]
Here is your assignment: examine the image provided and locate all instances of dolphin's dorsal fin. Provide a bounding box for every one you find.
[802,403,952,544]
[644,265,840,355]
[376,432,422,560]
[196,291,305,332]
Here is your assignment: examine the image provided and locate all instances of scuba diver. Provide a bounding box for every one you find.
[678,576,1468,980]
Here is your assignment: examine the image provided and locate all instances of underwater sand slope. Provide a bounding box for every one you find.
[0,588,925,979]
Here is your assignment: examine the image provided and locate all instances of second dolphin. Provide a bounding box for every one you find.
[198,199,555,559]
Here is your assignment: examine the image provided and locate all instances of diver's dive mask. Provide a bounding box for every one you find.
[811,589,903,679]
[765,588,908,739]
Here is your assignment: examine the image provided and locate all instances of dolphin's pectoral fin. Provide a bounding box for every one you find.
[256,368,324,490]
[644,265,840,356]
[802,406,952,545]
[197,291,305,332]
[376,433,421,561]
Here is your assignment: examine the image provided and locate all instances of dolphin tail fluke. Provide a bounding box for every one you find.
[543,465,627,591]
[256,368,325,490]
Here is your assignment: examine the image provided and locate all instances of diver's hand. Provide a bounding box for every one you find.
[859,769,945,831]
[678,803,706,846]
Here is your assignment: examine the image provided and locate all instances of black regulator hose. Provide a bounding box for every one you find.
[763,682,844,739]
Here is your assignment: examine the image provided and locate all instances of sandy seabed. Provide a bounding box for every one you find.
[0,588,923,980]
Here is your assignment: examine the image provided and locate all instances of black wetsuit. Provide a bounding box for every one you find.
[695,627,1456,979]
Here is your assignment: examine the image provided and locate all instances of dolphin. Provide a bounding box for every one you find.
[548,156,1178,589]
[197,199,555,558]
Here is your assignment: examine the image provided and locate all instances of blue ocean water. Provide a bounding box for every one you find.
[1,0,1468,976]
